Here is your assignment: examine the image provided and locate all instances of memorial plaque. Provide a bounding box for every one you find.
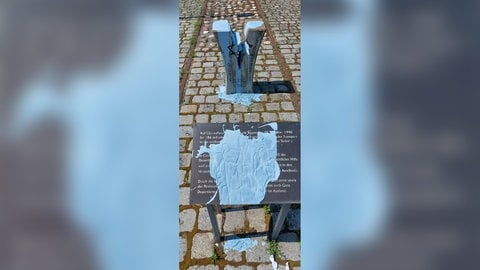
[190,122,300,205]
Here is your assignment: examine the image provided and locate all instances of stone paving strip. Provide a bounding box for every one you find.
[179,0,301,268]
[179,0,207,93]
[179,18,199,70]
[179,0,204,70]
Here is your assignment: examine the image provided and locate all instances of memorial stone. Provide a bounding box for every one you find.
[213,20,266,94]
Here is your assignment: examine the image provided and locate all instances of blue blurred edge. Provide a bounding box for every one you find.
[1,1,179,270]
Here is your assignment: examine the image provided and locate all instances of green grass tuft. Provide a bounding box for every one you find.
[265,240,285,259]
[263,204,271,215]
[209,249,219,265]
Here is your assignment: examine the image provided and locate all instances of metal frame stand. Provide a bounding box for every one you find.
[206,204,221,243]
[271,204,291,240]
[206,203,291,243]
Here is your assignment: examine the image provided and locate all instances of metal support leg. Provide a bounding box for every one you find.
[207,204,221,243]
[271,204,291,240]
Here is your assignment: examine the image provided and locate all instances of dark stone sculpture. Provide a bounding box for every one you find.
[213,20,266,94]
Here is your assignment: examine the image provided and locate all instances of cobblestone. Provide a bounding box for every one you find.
[179,187,190,205]
[179,126,194,138]
[203,62,214,68]
[179,235,187,261]
[190,74,202,81]
[191,68,203,74]
[247,208,268,232]
[259,265,296,270]
[261,112,278,122]
[229,113,243,123]
[180,209,197,232]
[198,80,211,87]
[195,114,210,123]
[233,104,249,113]
[192,95,206,103]
[249,103,264,112]
[279,112,299,122]
[180,115,194,125]
[266,102,280,111]
[191,232,215,259]
[269,93,291,102]
[245,237,270,263]
[281,101,295,111]
[187,140,193,151]
[224,249,243,262]
[215,104,232,113]
[225,266,253,270]
[199,87,215,95]
[203,73,215,79]
[179,169,187,185]
[186,170,192,184]
[223,210,246,233]
[211,114,227,123]
[179,153,192,167]
[245,113,260,122]
[179,140,187,152]
[278,233,301,261]
[279,265,297,270]
[198,104,214,113]
[198,207,223,232]
[183,95,191,104]
[185,88,199,95]
[205,95,220,103]
[181,105,197,114]
[187,266,219,270]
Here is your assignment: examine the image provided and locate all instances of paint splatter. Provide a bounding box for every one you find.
[196,123,280,204]
[223,237,258,252]
[217,85,263,106]
[269,255,289,270]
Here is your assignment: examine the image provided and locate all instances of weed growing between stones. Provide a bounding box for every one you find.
[266,240,285,259]
[180,68,184,81]
[263,204,271,215]
[209,248,220,265]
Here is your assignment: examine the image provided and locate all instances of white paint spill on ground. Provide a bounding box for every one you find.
[269,255,278,269]
[196,123,280,204]
[223,237,258,252]
[217,85,263,106]
[269,255,289,270]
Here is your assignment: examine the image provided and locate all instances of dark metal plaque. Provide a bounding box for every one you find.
[189,122,300,204]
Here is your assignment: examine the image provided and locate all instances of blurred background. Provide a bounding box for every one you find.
[0,0,178,270]
[302,0,479,270]
[0,0,478,269]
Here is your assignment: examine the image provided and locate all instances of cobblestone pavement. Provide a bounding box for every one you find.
[257,0,301,91]
[179,0,205,77]
[179,204,300,270]
[179,0,300,269]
